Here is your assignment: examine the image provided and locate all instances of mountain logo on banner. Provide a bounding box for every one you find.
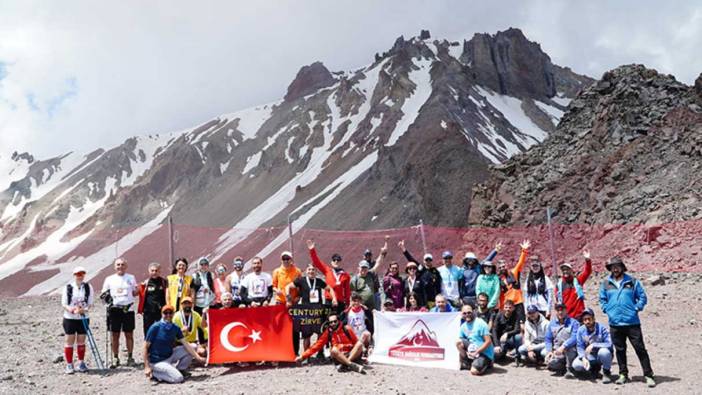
[389,319,445,361]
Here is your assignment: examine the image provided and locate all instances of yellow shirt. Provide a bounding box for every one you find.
[166,274,193,309]
[173,310,204,344]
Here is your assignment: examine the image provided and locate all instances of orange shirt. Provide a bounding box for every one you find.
[499,248,528,308]
[272,264,301,304]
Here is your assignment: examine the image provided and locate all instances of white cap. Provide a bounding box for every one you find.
[281,251,293,259]
[423,253,433,261]
[73,266,87,275]
[464,252,477,260]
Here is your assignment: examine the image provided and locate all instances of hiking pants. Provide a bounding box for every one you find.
[572,348,613,372]
[152,346,193,383]
[610,324,653,377]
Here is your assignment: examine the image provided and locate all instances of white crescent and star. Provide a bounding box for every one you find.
[220,322,263,353]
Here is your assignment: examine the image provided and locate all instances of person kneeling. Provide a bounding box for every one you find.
[518,305,549,366]
[295,313,366,374]
[544,303,579,377]
[492,299,522,363]
[456,304,494,375]
[144,305,205,383]
[572,308,615,383]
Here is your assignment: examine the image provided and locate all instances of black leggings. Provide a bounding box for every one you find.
[610,324,653,377]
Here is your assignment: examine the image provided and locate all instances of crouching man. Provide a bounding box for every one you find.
[544,303,579,377]
[143,305,205,383]
[572,308,614,383]
[456,304,494,375]
[294,313,366,374]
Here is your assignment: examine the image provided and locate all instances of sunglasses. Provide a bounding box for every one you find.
[407,267,417,271]
[332,259,342,262]
[328,320,338,324]
[282,257,291,261]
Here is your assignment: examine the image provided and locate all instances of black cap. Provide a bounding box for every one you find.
[554,302,567,310]
[581,308,595,318]
[331,253,342,261]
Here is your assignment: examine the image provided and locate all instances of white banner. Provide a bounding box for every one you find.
[368,311,461,370]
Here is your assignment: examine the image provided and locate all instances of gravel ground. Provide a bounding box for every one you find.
[1,271,700,394]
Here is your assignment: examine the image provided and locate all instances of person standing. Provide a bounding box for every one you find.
[138,262,168,336]
[402,261,424,308]
[143,305,205,383]
[212,263,229,309]
[240,257,274,306]
[599,257,655,387]
[350,260,380,311]
[555,250,592,321]
[101,258,139,368]
[476,260,500,311]
[398,241,441,308]
[522,256,554,319]
[61,266,94,374]
[192,257,215,315]
[272,251,302,305]
[497,240,530,323]
[166,258,194,311]
[437,250,463,307]
[226,257,246,307]
[572,308,614,383]
[382,262,405,309]
[307,240,351,313]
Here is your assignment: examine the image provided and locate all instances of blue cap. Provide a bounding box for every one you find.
[442,250,453,259]
[526,305,539,314]
[581,308,595,318]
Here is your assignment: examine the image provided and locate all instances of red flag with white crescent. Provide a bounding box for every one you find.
[207,305,295,364]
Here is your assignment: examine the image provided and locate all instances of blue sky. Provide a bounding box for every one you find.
[0,0,700,159]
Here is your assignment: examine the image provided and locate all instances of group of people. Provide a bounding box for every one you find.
[60,239,656,387]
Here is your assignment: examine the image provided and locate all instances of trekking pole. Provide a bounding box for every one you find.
[546,207,557,276]
[105,306,110,368]
[81,315,106,372]
[419,219,427,255]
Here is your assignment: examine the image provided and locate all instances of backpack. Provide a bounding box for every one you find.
[67,283,91,305]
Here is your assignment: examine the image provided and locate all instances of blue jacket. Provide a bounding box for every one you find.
[544,316,579,352]
[598,274,647,326]
[459,249,498,299]
[576,322,612,358]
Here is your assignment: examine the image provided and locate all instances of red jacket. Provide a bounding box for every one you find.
[302,324,358,359]
[310,248,351,305]
[555,259,592,319]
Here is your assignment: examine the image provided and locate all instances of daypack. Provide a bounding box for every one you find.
[67,283,91,305]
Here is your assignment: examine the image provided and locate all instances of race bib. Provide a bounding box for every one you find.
[116,287,128,296]
[309,289,319,304]
[253,279,264,295]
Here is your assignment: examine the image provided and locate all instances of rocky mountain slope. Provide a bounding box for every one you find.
[0,28,591,295]
[466,65,702,272]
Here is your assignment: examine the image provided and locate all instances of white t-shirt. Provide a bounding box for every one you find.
[241,272,272,299]
[229,271,243,300]
[61,281,95,320]
[101,273,137,310]
[347,308,367,338]
[194,271,213,308]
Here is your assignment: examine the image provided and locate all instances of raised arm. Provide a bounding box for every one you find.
[370,237,389,274]
[577,250,592,284]
[512,240,530,278]
[307,240,332,277]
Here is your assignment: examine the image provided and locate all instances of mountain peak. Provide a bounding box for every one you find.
[284,61,336,102]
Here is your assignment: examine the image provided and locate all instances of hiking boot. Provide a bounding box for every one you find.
[65,364,75,375]
[126,356,136,367]
[76,361,88,373]
[601,370,613,384]
[564,370,575,379]
[336,364,347,372]
[109,357,120,369]
[645,376,656,388]
[615,374,629,385]
[349,362,366,375]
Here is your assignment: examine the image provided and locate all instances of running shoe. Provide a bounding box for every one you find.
[76,361,88,373]
[65,364,75,374]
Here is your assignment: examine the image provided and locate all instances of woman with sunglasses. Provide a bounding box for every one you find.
[211,263,229,309]
[61,266,94,374]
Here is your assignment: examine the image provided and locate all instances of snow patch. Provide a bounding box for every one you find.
[448,43,463,62]
[386,57,434,146]
[219,101,277,140]
[535,100,565,126]
[219,160,231,175]
[242,152,262,174]
[552,92,571,107]
[475,86,547,148]
[441,120,448,129]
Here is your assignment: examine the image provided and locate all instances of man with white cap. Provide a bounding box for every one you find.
[555,250,592,321]
[61,266,94,374]
[101,257,139,368]
[272,250,302,305]
[398,240,442,308]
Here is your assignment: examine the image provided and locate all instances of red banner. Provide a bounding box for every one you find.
[207,305,295,364]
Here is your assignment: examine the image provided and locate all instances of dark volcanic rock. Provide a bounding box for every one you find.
[284,61,336,102]
[470,64,702,227]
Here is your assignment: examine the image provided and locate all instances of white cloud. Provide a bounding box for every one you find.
[0,0,700,158]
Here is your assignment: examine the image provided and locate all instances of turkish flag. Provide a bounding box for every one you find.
[207,305,295,364]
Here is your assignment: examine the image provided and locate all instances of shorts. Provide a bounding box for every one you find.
[108,307,135,333]
[63,318,88,335]
[469,354,492,374]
